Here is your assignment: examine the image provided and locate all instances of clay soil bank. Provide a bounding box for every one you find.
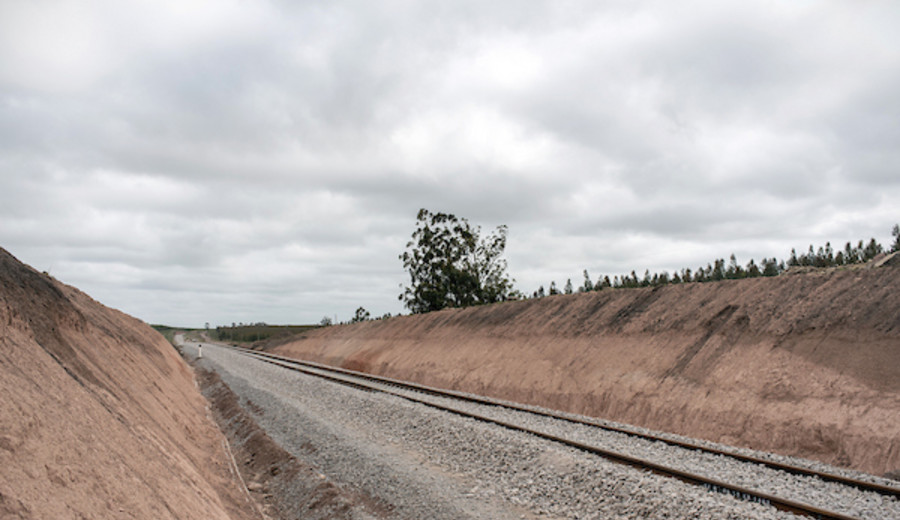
[0,248,259,519]
[272,263,900,477]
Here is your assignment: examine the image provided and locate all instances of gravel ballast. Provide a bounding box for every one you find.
[287,357,898,520]
[189,342,897,519]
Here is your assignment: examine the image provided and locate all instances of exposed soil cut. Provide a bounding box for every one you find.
[0,247,258,519]
[269,261,900,477]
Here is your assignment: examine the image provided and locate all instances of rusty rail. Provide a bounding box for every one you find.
[222,345,898,519]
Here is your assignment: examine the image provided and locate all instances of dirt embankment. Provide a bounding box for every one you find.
[272,262,900,477]
[0,248,258,520]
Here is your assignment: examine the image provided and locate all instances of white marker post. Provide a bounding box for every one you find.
[198,344,202,358]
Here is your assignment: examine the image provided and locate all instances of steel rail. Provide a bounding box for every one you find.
[233,346,899,499]
[218,345,882,520]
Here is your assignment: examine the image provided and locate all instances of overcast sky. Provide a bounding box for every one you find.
[2,1,898,327]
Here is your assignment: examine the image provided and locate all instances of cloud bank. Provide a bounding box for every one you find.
[2,1,898,326]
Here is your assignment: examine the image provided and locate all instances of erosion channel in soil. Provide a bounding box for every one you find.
[268,258,900,478]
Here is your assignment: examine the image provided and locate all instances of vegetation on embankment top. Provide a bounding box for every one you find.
[532,225,899,297]
[150,324,196,345]
[393,210,898,322]
[212,323,320,344]
[150,323,321,346]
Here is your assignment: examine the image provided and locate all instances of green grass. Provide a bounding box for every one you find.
[212,324,320,344]
[151,323,320,346]
[150,324,192,344]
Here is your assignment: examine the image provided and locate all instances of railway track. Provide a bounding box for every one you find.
[223,344,899,520]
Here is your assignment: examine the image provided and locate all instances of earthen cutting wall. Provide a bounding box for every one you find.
[0,248,256,520]
[273,264,900,476]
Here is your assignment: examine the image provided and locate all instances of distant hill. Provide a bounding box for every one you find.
[269,258,900,477]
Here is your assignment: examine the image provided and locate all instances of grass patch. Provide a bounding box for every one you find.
[212,324,320,344]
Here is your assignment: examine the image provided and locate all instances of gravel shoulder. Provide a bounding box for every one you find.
[187,342,812,519]
[193,363,390,520]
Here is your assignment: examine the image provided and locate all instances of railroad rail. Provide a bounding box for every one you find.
[222,344,899,520]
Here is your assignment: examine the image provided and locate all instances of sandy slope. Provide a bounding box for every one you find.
[272,262,900,477]
[0,248,257,520]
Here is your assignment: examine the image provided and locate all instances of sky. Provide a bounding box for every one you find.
[1,1,898,327]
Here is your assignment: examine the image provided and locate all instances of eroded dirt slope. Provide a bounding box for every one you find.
[0,248,258,520]
[272,262,900,476]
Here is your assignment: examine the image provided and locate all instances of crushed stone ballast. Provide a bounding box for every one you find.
[220,344,898,520]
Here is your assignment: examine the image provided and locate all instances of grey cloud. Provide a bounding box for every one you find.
[2,1,899,326]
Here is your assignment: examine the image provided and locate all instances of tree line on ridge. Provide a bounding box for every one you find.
[400,210,899,314]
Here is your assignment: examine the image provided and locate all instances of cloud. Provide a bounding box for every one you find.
[2,0,899,325]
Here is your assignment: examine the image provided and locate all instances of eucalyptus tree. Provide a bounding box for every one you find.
[399,209,515,314]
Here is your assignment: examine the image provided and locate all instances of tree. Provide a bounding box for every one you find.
[564,278,573,294]
[834,251,845,266]
[862,238,882,261]
[761,258,779,276]
[465,221,516,304]
[695,265,711,282]
[629,270,640,287]
[351,307,371,323]
[711,259,726,281]
[580,270,593,292]
[319,316,333,327]
[746,258,761,278]
[892,224,900,253]
[844,242,856,264]
[399,209,515,314]
[726,254,744,279]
